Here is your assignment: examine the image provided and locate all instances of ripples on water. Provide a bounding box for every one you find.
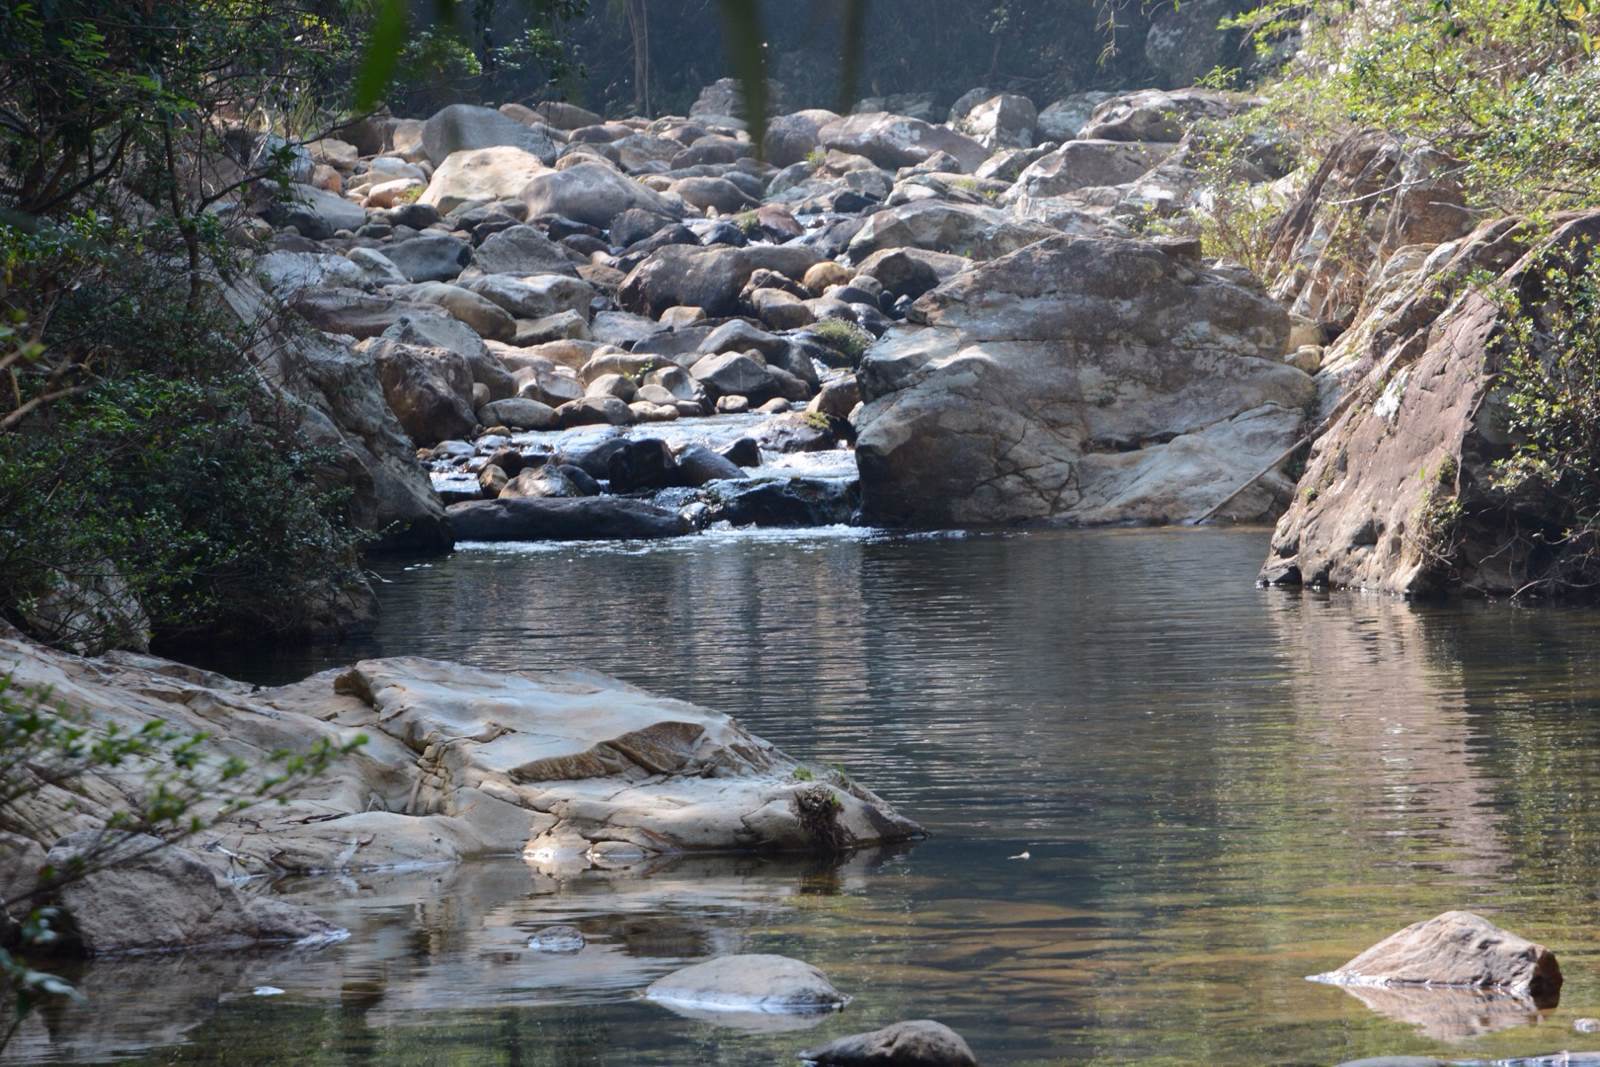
[16,527,1600,1066]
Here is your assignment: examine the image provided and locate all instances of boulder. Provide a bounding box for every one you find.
[1310,912,1561,1001]
[674,444,745,486]
[43,832,341,956]
[1080,88,1258,143]
[691,352,781,403]
[1002,140,1176,203]
[464,274,596,321]
[255,251,367,298]
[369,338,478,446]
[0,638,924,878]
[846,200,1056,262]
[398,282,516,342]
[955,93,1037,151]
[855,235,1309,527]
[266,184,365,240]
[818,113,988,174]
[645,955,848,1016]
[522,162,681,228]
[290,288,435,339]
[448,496,687,540]
[384,234,473,283]
[708,477,858,527]
[1145,0,1250,89]
[478,398,558,431]
[764,109,841,167]
[420,146,548,214]
[421,103,559,166]
[619,244,822,319]
[855,248,972,301]
[532,101,603,131]
[472,224,580,277]
[1035,91,1114,142]
[670,175,757,214]
[381,312,516,401]
[499,464,597,499]
[799,1020,979,1067]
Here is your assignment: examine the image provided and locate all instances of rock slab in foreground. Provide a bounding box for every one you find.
[800,1019,979,1066]
[647,954,849,1015]
[1,639,923,878]
[45,831,342,955]
[1310,911,1561,1001]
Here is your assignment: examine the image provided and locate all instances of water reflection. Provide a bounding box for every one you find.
[15,528,1600,1065]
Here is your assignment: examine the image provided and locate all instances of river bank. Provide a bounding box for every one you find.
[12,527,1600,1065]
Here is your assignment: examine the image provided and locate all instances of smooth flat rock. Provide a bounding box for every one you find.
[646,954,849,1019]
[799,1019,979,1066]
[447,496,688,541]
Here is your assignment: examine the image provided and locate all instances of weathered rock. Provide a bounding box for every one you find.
[1002,140,1175,203]
[369,338,478,446]
[522,162,680,228]
[1035,91,1113,142]
[0,639,923,879]
[799,1020,979,1066]
[619,244,822,319]
[646,955,848,1016]
[43,832,341,956]
[531,101,603,131]
[1145,0,1250,89]
[847,200,1056,262]
[384,234,473,283]
[464,274,595,321]
[709,477,858,527]
[1080,88,1258,143]
[855,248,972,301]
[499,464,597,499]
[448,495,685,540]
[255,251,368,298]
[1266,131,1477,331]
[266,184,365,240]
[1260,214,1600,597]
[556,395,634,427]
[527,925,586,952]
[382,312,516,401]
[691,352,780,403]
[421,104,559,166]
[765,109,841,168]
[472,224,580,277]
[818,113,988,174]
[420,146,549,214]
[478,398,558,431]
[955,93,1036,151]
[399,282,516,342]
[674,444,746,486]
[1310,912,1561,1001]
[856,235,1309,527]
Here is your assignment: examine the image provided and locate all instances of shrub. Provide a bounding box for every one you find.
[808,319,875,363]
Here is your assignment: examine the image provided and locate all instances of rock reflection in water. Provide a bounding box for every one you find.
[1336,984,1555,1042]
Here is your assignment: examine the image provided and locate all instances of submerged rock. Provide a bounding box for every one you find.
[646,954,849,1017]
[799,1019,979,1066]
[527,925,586,953]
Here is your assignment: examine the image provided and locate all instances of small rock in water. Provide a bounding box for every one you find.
[252,986,285,997]
[527,925,586,953]
[1577,1016,1600,1032]
[799,1019,979,1066]
[646,954,848,1015]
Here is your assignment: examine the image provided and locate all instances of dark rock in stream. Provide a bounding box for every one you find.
[707,478,859,528]
[448,496,691,541]
[799,1019,980,1066]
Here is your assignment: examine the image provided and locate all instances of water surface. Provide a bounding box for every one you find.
[15,527,1600,1066]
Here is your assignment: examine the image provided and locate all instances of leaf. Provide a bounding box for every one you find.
[354,0,409,112]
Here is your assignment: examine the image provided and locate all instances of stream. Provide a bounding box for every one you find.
[17,526,1600,1065]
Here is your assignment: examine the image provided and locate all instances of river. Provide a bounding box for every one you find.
[18,526,1600,1065]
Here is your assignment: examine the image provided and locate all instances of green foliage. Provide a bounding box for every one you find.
[808,319,874,363]
[0,672,363,1044]
[1489,239,1600,594]
[1229,0,1600,211]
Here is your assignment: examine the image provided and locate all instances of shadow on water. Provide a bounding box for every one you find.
[16,526,1600,1065]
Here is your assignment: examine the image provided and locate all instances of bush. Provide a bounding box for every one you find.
[808,319,875,363]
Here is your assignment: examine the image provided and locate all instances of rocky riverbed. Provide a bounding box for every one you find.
[239,80,1326,571]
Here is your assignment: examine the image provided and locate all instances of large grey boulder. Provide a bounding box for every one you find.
[764,109,841,167]
[267,184,365,239]
[382,311,516,401]
[646,955,848,1017]
[384,234,473,283]
[420,103,559,166]
[799,1020,979,1066]
[397,282,516,342]
[471,224,580,277]
[420,146,548,214]
[0,638,924,878]
[463,274,595,321]
[369,338,478,446]
[255,251,368,298]
[954,93,1037,151]
[818,113,988,174]
[846,200,1057,262]
[619,244,822,318]
[522,162,680,228]
[855,235,1309,527]
[45,832,340,955]
[1080,88,1258,143]
[1310,911,1561,1001]
[1035,91,1113,142]
[1002,140,1176,204]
